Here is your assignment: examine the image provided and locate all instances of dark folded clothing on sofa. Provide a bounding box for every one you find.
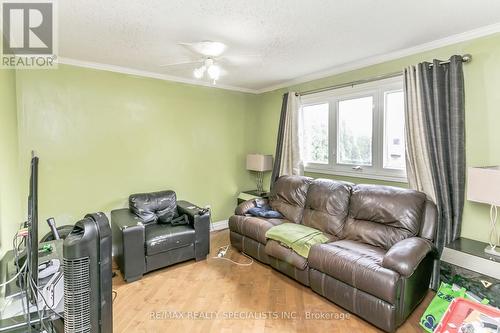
[248,199,283,218]
[248,206,283,218]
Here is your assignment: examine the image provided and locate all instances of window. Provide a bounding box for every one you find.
[301,103,329,164]
[383,90,405,170]
[300,77,407,182]
[337,96,373,166]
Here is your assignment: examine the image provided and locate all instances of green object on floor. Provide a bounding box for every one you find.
[420,282,466,332]
[420,282,490,332]
[265,223,329,258]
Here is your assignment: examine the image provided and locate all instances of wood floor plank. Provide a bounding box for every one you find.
[112,229,432,332]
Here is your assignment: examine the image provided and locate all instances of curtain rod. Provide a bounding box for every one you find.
[295,53,472,97]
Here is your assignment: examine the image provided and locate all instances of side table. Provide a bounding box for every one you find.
[237,190,269,205]
[440,237,500,307]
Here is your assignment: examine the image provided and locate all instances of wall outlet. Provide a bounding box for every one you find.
[204,205,213,230]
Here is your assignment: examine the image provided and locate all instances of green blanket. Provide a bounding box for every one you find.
[265,223,329,258]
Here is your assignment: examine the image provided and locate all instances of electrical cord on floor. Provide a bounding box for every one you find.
[211,245,253,266]
[112,290,118,303]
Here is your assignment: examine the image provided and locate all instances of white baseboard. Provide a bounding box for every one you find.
[211,220,228,232]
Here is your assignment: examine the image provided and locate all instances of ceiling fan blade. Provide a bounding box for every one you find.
[218,67,228,77]
[219,54,263,65]
[178,41,227,57]
[159,59,202,67]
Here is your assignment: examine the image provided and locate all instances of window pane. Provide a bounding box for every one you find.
[383,90,406,170]
[337,96,373,166]
[301,103,329,164]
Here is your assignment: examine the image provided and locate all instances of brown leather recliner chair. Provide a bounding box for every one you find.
[111,190,210,282]
[229,176,437,332]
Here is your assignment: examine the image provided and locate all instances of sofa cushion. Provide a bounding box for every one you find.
[343,184,426,250]
[269,176,312,224]
[228,215,286,244]
[308,240,400,304]
[145,223,195,256]
[302,179,351,237]
[265,240,309,270]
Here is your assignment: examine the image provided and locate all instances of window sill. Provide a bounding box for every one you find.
[305,166,408,184]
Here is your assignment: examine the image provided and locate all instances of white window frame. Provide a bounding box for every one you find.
[300,76,407,183]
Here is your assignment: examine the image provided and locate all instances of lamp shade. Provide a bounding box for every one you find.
[467,166,500,206]
[246,154,273,172]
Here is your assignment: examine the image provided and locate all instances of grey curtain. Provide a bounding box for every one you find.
[270,93,289,188]
[404,55,466,290]
[271,92,303,189]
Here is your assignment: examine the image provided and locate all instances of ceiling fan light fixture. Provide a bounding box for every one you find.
[193,67,204,79]
[207,64,220,80]
[204,58,214,67]
[166,40,260,84]
[193,65,207,79]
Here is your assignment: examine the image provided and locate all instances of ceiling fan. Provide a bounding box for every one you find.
[160,41,260,85]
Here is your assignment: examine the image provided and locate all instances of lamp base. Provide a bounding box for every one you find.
[484,245,500,257]
[255,171,264,193]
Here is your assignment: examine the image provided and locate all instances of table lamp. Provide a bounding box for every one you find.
[467,166,500,257]
[246,154,273,194]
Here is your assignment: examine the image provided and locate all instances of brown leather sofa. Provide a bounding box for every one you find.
[229,176,437,332]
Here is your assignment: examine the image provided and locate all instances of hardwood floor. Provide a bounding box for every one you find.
[112,229,432,333]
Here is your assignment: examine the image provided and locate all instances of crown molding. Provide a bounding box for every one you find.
[56,57,259,94]
[57,22,500,95]
[256,22,500,94]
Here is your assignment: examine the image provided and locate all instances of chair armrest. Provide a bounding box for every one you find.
[111,208,144,229]
[382,237,437,277]
[111,208,145,282]
[235,199,268,215]
[177,200,202,218]
[177,200,210,260]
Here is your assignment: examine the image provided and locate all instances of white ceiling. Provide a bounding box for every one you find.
[58,0,500,92]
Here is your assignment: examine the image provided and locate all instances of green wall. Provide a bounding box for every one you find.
[13,65,258,239]
[0,69,21,253]
[254,33,500,244]
[2,32,500,249]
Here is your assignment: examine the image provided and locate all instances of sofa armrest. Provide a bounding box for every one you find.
[111,208,146,282]
[382,237,437,277]
[235,198,268,215]
[177,200,210,260]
